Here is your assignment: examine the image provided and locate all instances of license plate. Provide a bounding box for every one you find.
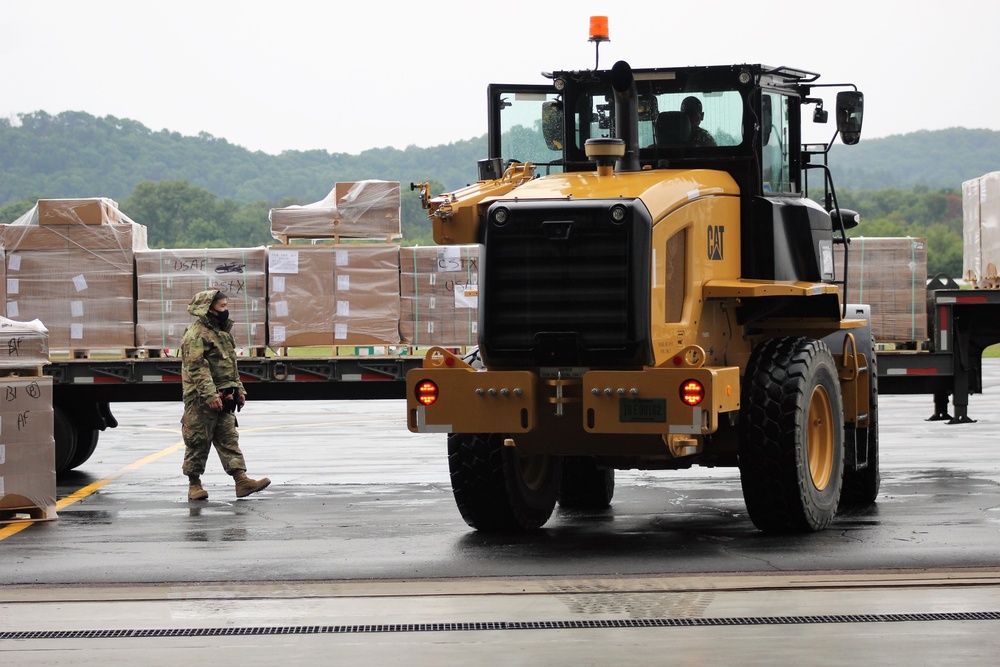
[619,398,667,423]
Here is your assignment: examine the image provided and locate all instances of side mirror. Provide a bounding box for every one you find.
[833,208,860,230]
[541,100,564,151]
[836,91,864,145]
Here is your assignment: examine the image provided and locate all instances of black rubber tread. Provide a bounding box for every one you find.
[66,428,100,470]
[447,432,562,532]
[52,406,78,475]
[559,457,615,509]
[739,337,845,533]
[841,344,880,506]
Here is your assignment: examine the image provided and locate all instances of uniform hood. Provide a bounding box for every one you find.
[188,289,221,319]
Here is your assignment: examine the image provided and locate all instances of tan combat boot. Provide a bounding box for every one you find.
[233,471,271,498]
[188,475,209,501]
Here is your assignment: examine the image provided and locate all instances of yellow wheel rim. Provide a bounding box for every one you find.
[807,385,835,490]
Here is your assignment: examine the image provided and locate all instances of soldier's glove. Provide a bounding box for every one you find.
[219,388,239,414]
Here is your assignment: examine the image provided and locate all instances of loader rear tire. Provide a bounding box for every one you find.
[841,346,880,506]
[739,337,845,533]
[448,432,562,532]
[559,457,614,509]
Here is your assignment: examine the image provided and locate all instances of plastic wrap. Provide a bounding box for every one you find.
[268,181,401,240]
[136,247,267,350]
[399,245,480,346]
[835,237,927,342]
[979,172,1000,285]
[0,316,49,368]
[963,176,982,283]
[268,244,401,347]
[3,200,147,350]
[0,376,56,522]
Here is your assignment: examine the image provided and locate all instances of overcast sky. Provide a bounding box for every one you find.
[3,1,998,156]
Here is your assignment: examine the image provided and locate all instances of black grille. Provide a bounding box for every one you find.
[480,199,652,368]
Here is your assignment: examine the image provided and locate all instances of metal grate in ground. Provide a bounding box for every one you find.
[3,611,1000,640]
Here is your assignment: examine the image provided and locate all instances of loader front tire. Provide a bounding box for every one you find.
[448,432,562,532]
[739,337,845,533]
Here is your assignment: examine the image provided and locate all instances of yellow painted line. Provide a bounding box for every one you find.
[0,416,404,540]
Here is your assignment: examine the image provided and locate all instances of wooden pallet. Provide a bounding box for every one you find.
[0,504,55,524]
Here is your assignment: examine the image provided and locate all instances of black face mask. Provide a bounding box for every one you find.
[210,308,230,326]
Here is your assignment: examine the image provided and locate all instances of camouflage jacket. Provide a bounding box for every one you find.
[180,290,245,406]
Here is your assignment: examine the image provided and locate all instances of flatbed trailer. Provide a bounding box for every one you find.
[876,277,1000,423]
[44,354,425,472]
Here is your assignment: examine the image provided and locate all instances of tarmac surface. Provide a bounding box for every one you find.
[3,359,1000,664]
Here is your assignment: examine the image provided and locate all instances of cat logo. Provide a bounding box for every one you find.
[707,225,724,260]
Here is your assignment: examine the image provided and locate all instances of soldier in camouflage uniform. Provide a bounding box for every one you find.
[680,96,717,147]
[181,289,270,500]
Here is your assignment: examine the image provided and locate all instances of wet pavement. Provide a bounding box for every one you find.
[3,360,1000,663]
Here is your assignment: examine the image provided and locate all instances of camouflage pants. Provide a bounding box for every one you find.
[181,401,247,476]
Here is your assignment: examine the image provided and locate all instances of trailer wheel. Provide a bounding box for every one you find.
[559,457,614,509]
[53,406,79,475]
[739,337,845,533]
[448,432,562,531]
[841,347,880,506]
[66,429,100,470]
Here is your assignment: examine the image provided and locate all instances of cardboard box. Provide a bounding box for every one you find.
[0,376,56,521]
[0,317,49,368]
[835,237,927,342]
[267,245,401,347]
[269,181,401,240]
[399,245,480,346]
[37,198,121,226]
[136,248,267,350]
[3,222,147,350]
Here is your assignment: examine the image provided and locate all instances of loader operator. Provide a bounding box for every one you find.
[180,289,270,501]
[681,96,717,147]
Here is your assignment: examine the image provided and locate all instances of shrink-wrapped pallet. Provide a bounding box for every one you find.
[269,181,401,241]
[267,244,401,348]
[835,237,927,342]
[399,245,480,346]
[136,247,267,351]
[2,207,147,350]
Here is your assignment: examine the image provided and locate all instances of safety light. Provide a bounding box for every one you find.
[415,380,439,406]
[588,16,609,43]
[588,16,609,70]
[680,380,705,406]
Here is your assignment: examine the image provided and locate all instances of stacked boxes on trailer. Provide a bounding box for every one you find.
[399,245,480,347]
[136,247,268,351]
[3,199,148,351]
[835,237,927,344]
[267,181,404,350]
[963,172,1000,288]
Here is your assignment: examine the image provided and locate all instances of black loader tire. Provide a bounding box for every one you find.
[559,456,615,509]
[448,432,563,532]
[841,343,880,506]
[739,337,845,533]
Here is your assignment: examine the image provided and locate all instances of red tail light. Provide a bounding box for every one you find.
[680,380,704,406]
[415,380,439,406]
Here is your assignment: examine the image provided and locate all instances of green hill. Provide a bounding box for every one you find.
[0,111,994,272]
